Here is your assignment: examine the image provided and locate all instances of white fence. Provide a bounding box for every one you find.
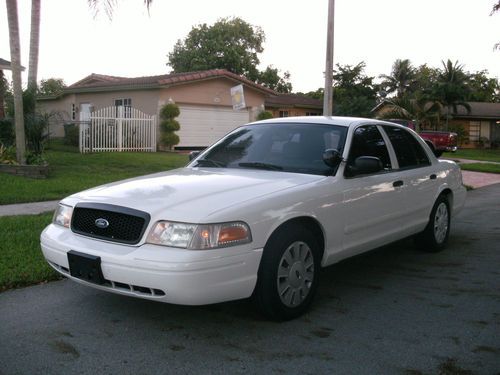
[79,106,157,153]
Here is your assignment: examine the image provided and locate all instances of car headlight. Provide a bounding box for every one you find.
[146,221,252,250]
[53,204,73,228]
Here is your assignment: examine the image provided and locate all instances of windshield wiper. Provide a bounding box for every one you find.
[195,159,226,168]
[238,162,283,171]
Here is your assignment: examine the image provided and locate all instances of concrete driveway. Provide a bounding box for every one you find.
[1,185,499,375]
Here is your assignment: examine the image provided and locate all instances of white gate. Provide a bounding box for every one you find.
[79,106,157,153]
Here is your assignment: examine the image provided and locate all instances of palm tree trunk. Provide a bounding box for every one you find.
[0,70,5,119]
[28,0,41,98]
[6,0,26,164]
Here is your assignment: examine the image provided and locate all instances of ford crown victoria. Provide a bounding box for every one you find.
[40,117,466,320]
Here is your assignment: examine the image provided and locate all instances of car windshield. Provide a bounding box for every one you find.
[191,122,347,176]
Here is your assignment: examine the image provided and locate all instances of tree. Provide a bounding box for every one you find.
[88,0,153,19]
[27,0,40,95]
[412,64,440,97]
[465,70,500,102]
[6,0,26,164]
[491,1,500,50]
[167,17,291,90]
[331,62,378,117]
[256,66,292,93]
[38,78,67,97]
[433,59,471,129]
[378,94,442,130]
[379,59,416,98]
[168,17,264,81]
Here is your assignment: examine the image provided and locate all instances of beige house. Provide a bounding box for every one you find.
[39,69,276,148]
[264,94,322,117]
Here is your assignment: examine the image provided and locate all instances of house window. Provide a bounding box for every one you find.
[469,121,480,142]
[114,98,132,117]
[279,111,289,118]
[306,112,320,116]
[71,104,76,121]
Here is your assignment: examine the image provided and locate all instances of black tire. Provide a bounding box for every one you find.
[414,195,450,252]
[434,150,443,158]
[253,224,322,321]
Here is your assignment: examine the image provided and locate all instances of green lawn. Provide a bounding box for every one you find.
[459,163,500,174]
[0,141,189,205]
[445,149,500,162]
[0,213,59,292]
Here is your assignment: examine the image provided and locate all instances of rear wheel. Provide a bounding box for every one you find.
[415,195,450,252]
[254,224,321,321]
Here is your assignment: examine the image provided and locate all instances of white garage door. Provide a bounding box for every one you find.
[176,105,250,148]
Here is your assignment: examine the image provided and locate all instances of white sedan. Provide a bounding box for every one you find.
[40,117,466,320]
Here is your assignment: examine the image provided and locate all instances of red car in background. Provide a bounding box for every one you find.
[387,119,458,157]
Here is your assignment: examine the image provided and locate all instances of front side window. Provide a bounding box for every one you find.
[346,125,392,172]
[383,126,430,168]
[192,123,347,176]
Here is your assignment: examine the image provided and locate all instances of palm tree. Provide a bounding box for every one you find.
[379,59,416,98]
[88,0,153,18]
[492,1,500,50]
[5,0,26,164]
[378,94,442,130]
[27,0,41,95]
[434,59,471,129]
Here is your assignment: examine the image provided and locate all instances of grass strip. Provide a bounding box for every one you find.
[460,163,500,174]
[0,141,189,205]
[0,213,60,292]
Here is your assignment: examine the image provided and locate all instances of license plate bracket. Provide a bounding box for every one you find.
[67,250,105,285]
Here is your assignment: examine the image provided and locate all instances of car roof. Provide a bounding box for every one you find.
[250,116,393,128]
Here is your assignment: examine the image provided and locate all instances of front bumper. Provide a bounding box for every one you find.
[40,224,263,305]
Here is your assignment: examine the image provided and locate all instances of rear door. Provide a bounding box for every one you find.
[381,125,437,231]
[341,125,408,255]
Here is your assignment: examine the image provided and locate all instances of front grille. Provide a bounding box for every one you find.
[71,203,150,245]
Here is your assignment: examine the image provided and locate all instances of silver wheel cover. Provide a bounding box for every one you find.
[277,241,315,308]
[434,202,449,244]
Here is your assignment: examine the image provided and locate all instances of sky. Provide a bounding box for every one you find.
[1,0,499,93]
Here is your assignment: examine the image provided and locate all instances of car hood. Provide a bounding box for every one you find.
[64,167,323,222]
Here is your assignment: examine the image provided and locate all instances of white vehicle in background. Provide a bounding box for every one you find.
[41,117,466,320]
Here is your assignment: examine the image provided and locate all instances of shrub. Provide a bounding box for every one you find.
[256,110,273,120]
[0,143,17,164]
[159,103,181,150]
[0,118,15,147]
[24,112,50,156]
[160,132,180,148]
[63,123,80,146]
[160,103,180,119]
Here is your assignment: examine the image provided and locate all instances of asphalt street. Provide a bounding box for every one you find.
[1,185,499,375]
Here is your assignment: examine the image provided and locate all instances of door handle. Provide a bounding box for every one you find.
[430,174,437,180]
[393,180,404,187]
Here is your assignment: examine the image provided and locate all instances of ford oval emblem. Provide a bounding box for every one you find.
[95,218,110,229]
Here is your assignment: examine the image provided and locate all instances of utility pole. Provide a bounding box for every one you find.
[323,0,335,116]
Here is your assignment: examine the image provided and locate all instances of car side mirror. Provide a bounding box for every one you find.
[189,151,201,161]
[347,156,383,176]
[322,149,343,168]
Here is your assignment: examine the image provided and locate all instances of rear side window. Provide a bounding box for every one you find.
[347,125,392,169]
[383,126,430,168]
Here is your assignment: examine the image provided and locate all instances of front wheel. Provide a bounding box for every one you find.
[415,195,450,252]
[253,224,321,321]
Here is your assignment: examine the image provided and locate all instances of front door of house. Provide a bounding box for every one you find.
[79,103,92,123]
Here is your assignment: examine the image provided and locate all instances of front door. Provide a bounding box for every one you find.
[79,103,92,123]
